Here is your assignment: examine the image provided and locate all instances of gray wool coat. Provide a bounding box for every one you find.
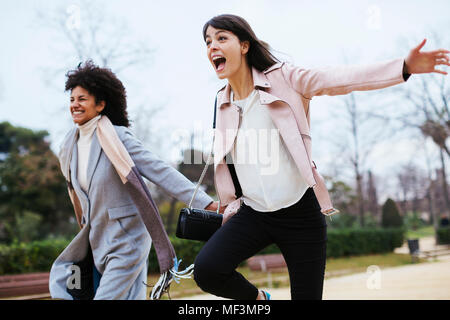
[49,125,213,300]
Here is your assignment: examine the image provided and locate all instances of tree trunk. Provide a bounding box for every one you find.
[166,197,178,235]
[366,170,380,225]
[423,140,438,243]
[356,170,365,227]
[439,148,450,212]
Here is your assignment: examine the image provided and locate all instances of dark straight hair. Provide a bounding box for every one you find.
[202,14,280,72]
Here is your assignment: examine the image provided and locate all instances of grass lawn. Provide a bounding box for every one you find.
[146,252,425,299]
[406,225,435,239]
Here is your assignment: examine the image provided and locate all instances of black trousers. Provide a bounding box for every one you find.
[194,187,327,300]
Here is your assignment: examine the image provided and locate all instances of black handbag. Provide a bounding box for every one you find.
[176,207,223,242]
[176,96,223,242]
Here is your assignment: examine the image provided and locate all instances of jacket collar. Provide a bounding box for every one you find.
[85,131,102,192]
[59,126,102,195]
[59,127,78,182]
[219,62,283,108]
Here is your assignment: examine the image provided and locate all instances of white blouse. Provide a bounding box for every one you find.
[230,90,309,212]
[77,115,101,193]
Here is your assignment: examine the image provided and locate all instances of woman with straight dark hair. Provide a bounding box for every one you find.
[193,14,449,300]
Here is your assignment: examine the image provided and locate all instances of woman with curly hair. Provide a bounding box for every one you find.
[49,61,218,300]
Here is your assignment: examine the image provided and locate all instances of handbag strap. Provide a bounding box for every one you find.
[188,95,220,213]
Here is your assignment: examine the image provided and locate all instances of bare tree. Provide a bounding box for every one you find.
[438,147,450,211]
[329,90,393,226]
[396,162,428,218]
[365,170,380,224]
[392,33,450,212]
[364,32,450,218]
[397,163,414,215]
[421,137,440,243]
[400,76,450,156]
[35,1,153,87]
[131,102,167,155]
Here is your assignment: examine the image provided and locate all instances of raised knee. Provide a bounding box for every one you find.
[193,255,221,293]
[193,258,211,290]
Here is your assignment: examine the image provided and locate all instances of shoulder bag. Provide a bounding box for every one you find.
[176,96,223,241]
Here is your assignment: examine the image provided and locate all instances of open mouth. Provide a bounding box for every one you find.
[212,56,226,72]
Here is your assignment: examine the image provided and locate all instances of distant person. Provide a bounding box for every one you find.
[49,61,218,300]
[440,215,449,227]
[193,14,450,300]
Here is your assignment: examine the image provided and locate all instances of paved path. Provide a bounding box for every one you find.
[182,260,450,300]
[322,259,450,300]
[181,237,450,300]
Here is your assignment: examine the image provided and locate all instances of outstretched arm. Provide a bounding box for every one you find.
[118,126,214,209]
[282,40,449,99]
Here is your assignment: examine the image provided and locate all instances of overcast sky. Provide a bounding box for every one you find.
[1,0,449,201]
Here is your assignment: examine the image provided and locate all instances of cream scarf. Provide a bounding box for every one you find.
[65,115,192,299]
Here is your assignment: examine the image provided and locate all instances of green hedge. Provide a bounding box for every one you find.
[0,238,69,275]
[437,227,450,245]
[149,228,405,272]
[0,228,405,275]
[148,237,205,273]
[325,228,404,258]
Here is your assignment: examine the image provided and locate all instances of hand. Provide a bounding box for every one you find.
[205,201,226,213]
[222,198,242,225]
[405,39,450,75]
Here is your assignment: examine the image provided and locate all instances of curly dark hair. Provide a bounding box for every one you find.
[65,60,130,127]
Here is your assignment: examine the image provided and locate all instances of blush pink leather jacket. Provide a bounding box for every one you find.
[213,58,408,216]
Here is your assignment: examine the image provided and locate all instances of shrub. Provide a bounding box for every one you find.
[381,198,403,228]
[327,212,358,229]
[437,227,450,245]
[148,237,206,273]
[325,228,404,258]
[0,238,69,275]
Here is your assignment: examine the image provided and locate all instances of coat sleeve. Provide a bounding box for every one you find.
[117,126,214,209]
[281,58,408,99]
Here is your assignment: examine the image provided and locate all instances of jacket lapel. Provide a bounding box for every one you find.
[59,127,78,182]
[68,143,89,226]
[214,66,316,186]
[70,143,88,202]
[264,100,315,186]
[213,67,273,165]
[254,67,316,186]
[85,130,102,192]
[214,103,240,167]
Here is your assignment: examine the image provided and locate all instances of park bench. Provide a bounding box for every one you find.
[247,254,287,288]
[407,239,450,262]
[420,248,450,260]
[0,272,50,299]
[247,253,287,272]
